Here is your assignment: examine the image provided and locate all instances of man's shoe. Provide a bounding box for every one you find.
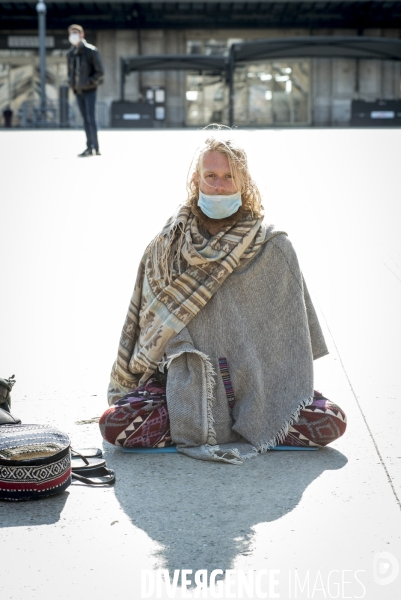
[95,150,101,156]
[78,148,96,157]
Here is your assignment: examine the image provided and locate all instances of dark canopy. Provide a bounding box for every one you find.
[231,36,401,63]
[122,37,401,81]
[122,55,228,75]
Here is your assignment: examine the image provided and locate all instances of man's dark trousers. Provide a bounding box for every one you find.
[76,90,99,151]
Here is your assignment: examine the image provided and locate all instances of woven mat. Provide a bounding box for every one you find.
[121,445,318,454]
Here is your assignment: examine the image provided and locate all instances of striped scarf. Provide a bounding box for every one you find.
[109,205,268,395]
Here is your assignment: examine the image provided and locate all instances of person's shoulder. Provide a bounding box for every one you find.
[261,222,288,248]
[83,40,99,53]
[262,223,299,260]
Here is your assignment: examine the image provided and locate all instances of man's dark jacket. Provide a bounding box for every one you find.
[67,39,104,94]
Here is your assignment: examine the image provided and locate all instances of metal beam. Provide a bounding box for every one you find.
[36,0,47,126]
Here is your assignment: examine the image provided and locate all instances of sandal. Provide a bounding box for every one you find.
[71,465,115,486]
[71,447,103,459]
[71,456,106,471]
[70,447,114,486]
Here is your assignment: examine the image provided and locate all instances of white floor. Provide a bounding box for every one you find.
[0,129,400,600]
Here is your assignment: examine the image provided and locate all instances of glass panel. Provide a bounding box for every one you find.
[185,73,228,127]
[184,53,310,127]
[234,60,311,126]
[185,37,240,126]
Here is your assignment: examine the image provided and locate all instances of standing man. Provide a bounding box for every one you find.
[67,24,104,157]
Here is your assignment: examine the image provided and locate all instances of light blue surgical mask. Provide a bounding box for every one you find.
[198,190,242,220]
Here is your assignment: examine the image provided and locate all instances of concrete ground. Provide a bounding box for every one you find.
[0,129,400,600]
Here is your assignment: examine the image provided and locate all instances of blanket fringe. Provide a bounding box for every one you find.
[240,447,259,460]
[148,216,186,285]
[256,394,314,453]
[205,444,243,465]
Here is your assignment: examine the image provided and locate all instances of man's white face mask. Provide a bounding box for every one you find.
[198,190,242,220]
[69,33,81,46]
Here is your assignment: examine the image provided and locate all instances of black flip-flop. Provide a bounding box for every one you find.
[71,447,103,459]
[71,465,115,486]
[71,456,106,471]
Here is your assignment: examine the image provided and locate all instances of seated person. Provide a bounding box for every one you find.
[102,133,347,463]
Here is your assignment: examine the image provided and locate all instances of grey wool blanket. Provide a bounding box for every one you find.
[108,206,270,399]
[163,233,328,464]
[108,206,328,464]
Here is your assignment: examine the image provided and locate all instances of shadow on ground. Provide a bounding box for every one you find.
[0,492,69,526]
[105,444,347,579]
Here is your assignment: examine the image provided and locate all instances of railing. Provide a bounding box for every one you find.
[17,100,109,128]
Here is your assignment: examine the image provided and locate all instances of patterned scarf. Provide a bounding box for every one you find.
[109,205,268,395]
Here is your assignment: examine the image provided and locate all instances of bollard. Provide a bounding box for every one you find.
[59,85,69,127]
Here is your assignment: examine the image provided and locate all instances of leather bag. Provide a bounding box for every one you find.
[0,374,15,413]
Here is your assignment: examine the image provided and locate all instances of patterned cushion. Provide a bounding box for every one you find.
[0,425,71,501]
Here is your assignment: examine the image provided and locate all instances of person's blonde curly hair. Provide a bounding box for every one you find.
[186,136,263,218]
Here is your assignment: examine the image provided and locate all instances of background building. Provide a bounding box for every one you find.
[1,0,401,127]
